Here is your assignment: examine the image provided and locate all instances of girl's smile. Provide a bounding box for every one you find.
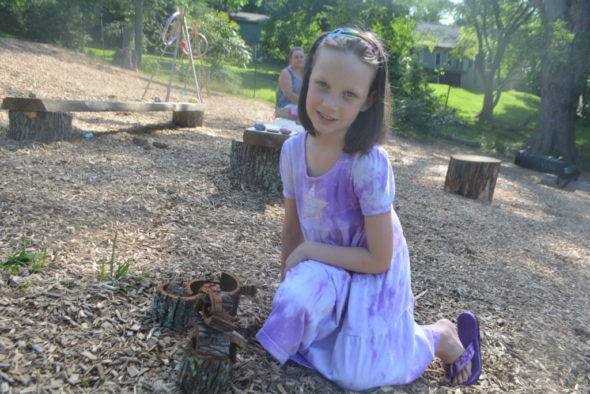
[305,47,376,143]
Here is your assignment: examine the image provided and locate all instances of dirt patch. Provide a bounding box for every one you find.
[1,38,589,393]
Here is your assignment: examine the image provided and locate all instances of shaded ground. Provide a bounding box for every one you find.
[0,38,589,393]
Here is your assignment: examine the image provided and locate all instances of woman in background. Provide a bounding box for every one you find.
[276,47,305,119]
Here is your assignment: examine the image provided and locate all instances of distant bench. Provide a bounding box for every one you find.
[1,97,206,142]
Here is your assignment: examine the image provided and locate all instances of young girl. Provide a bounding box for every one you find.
[256,28,482,390]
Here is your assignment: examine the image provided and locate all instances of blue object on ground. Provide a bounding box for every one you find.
[254,123,266,131]
[83,133,94,138]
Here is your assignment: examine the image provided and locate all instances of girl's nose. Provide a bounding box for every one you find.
[322,93,338,110]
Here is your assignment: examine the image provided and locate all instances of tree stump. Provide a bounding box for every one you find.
[152,272,256,332]
[173,272,253,393]
[8,111,74,142]
[230,140,282,194]
[444,154,501,202]
[152,281,201,330]
[173,110,203,127]
[178,327,232,394]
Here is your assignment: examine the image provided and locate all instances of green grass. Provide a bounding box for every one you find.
[84,47,114,62]
[84,46,280,105]
[430,83,540,127]
[227,62,282,104]
[429,83,590,168]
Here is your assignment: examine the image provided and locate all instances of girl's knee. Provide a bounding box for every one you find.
[284,260,336,289]
[275,261,341,314]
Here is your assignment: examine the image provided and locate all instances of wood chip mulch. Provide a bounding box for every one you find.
[1,37,589,393]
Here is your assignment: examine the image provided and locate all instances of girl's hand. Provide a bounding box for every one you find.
[281,242,309,280]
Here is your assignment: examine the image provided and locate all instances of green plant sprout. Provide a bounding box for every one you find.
[98,231,141,291]
[18,279,40,288]
[1,242,47,274]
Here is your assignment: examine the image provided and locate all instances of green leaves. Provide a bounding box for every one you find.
[197,11,252,67]
[1,242,47,275]
[97,231,146,293]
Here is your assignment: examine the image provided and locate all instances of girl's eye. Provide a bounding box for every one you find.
[315,81,328,88]
[345,91,357,98]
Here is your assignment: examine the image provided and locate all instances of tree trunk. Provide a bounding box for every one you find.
[134,0,143,67]
[478,74,496,122]
[530,0,590,163]
[465,0,534,123]
[8,111,73,142]
[113,47,137,70]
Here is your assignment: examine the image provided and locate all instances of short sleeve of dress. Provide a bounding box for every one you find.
[279,138,295,199]
[351,146,395,216]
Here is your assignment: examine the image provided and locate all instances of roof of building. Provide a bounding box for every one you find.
[415,23,460,49]
[229,12,270,23]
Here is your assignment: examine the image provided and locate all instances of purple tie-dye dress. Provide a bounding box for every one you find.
[256,131,438,391]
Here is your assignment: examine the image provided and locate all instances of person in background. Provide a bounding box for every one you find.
[276,47,305,120]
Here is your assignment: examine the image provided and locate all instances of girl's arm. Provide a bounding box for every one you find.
[284,210,394,275]
[278,69,299,105]
[281,198,304,279]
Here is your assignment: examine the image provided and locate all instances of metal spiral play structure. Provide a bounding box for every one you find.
[142,5,207,103]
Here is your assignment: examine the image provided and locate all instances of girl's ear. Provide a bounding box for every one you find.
[360,91,376,112]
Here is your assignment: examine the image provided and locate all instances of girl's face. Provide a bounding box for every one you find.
[305,47,375,141]
[290,50,305,69]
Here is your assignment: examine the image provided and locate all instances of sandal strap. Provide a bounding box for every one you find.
[446,342,475,378]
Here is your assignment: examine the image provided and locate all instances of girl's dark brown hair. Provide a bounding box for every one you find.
[298,28,391,154]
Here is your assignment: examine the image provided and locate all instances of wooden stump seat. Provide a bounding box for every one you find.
[444,154,502,202]
[1,97,206,142]
[230,119,304,194]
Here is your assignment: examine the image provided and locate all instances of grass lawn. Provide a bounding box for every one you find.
[429,83,590,169]
[225,62,282,104]
[85,47,281,105]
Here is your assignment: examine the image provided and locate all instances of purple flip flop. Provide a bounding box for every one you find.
[445,311,482,386]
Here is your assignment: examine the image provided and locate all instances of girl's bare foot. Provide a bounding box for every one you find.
[433,319,472,385]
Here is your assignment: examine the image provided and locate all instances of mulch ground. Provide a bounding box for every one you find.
[1,37,589,393]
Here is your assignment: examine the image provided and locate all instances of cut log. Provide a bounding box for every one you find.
[229,140,282,194]
[151,281,201,330]
[178,327,232,394]
[2,98,206,141]
[514,150,580,187]
[8,111,73,142]
[242,129,289,149]
[444,154,501,202]
[173,110,203,127]
[155,272,256,393]
[2,97,206,113]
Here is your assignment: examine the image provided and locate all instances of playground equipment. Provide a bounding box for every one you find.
[142,5,208,103]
